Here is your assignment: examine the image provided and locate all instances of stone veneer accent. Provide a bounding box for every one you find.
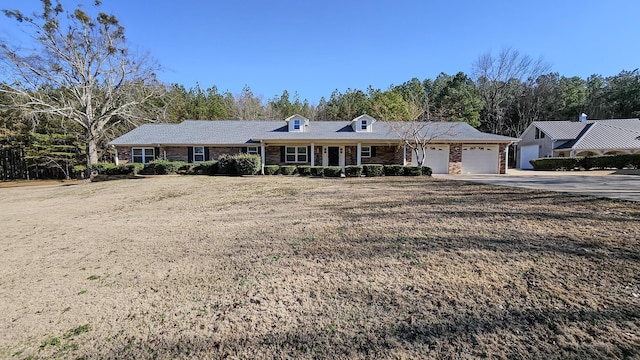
[448,144,462,175]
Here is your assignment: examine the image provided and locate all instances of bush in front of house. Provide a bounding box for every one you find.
[323,166,342,177]
[264,165,279,175]
[345,165,363,177]
[234,154,261,175]
[280,165,297,175]
[403,166,422,176]
[384,164,404,176]
[310,166,324,177]
[297,165,311,176]
[531,154,640,171]
[140,160,186,175]
[421,166,433,176]
[217,155,236,175]
[530,157,580,171]
[90,163,144,175]
[182,160,217,175]
[363,164,384,177]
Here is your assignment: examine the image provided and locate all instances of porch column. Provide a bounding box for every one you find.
[114,147,119,165]
[310,143,315,166]
[356,142,362,165]
[403,145,407,165]
[260,142,266,175]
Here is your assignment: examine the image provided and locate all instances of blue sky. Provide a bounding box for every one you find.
[2,0,639,104]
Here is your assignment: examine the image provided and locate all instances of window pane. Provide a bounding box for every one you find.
[286,147,295,154]
[133,156,143,163]
[194,154,204,162]
[194,147,204,154]
[133,148,142,156]
[297,147,307,154]
[298,155,307,162]
[144,148,155,156]
[286,155,296,162]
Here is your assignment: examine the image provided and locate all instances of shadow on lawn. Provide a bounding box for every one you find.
[95,304,640,359]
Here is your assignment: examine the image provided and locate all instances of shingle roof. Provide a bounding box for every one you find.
[108,120,517,146]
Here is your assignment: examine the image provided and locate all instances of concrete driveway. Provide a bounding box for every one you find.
[435,170,640,202]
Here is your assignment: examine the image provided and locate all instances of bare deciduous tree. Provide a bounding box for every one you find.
[0,0,163,170]
[389,120,458,167]
[472,47,550,135]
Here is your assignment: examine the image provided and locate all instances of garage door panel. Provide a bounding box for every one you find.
[411,145,449,174]
[462,145,499,174]
[519,145,538,170]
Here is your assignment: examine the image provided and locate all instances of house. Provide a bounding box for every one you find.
[517,115,640,169]
[108,114,518,174]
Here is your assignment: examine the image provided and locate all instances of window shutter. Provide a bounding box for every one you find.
[204,147,210,161]
[257,146,262,155]
[241,147,247,154]
[154,147,161,160]
[307,146,311,162]
[371,146,376,157]
[187,147,193,163]
[280,146,285,163]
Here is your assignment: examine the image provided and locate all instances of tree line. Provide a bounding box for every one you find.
[1,1,638,179]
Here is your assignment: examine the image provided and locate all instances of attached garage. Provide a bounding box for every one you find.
[519,144,538,170]
[411,145,449,174]
[461,145,499,174]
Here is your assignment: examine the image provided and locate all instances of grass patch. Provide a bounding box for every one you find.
[1,176,639,359]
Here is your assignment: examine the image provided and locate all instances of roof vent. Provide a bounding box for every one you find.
[579,113,587,122]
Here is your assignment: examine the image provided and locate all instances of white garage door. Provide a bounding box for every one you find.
[462,145,499,174]
[411,145,449,174]
[519,144,538,170]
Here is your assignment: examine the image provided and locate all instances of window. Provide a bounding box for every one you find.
[193,146,205,162]
[535,128,545,139]
[361,120,367,130]
[132,148,155,163]
[285,146,307,162]
[293,119,301,130]
[247,146,259,155]
[361,146,371,157]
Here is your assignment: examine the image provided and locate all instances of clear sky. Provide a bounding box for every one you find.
[2,0,639,104]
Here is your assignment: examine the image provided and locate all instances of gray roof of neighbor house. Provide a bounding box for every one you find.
[108,120,517,146]
[554,119,640,150]
[531,121,591,140]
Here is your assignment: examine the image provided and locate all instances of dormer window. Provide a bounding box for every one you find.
[351,114,376,132]
[535,128,545,139]
[285,114,309,132]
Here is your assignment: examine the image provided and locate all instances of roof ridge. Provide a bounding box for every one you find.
[593,121,640,134]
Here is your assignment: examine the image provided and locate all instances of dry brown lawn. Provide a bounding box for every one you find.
[0,176,639,359]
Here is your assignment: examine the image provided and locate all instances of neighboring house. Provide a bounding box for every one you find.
[108,114,518,174]
[517,116,640,169]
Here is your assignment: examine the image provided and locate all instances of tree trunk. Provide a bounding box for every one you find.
[85,130,99,178]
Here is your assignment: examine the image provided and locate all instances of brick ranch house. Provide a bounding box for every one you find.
[108,114,518,174]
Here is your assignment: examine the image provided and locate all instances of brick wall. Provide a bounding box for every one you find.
[499,144,507,174]
[116,146,131,163]
[448,144,462,175]
[162,146,188,162]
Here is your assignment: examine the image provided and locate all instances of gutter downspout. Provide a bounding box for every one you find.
[113,146,119,165]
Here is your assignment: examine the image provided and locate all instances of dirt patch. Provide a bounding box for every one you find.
[0,176,639,359]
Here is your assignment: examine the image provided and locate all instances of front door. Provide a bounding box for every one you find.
[328,147,339,166]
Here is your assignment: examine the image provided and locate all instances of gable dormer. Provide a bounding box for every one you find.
[284,114,310,132]
[351,114,377,132]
